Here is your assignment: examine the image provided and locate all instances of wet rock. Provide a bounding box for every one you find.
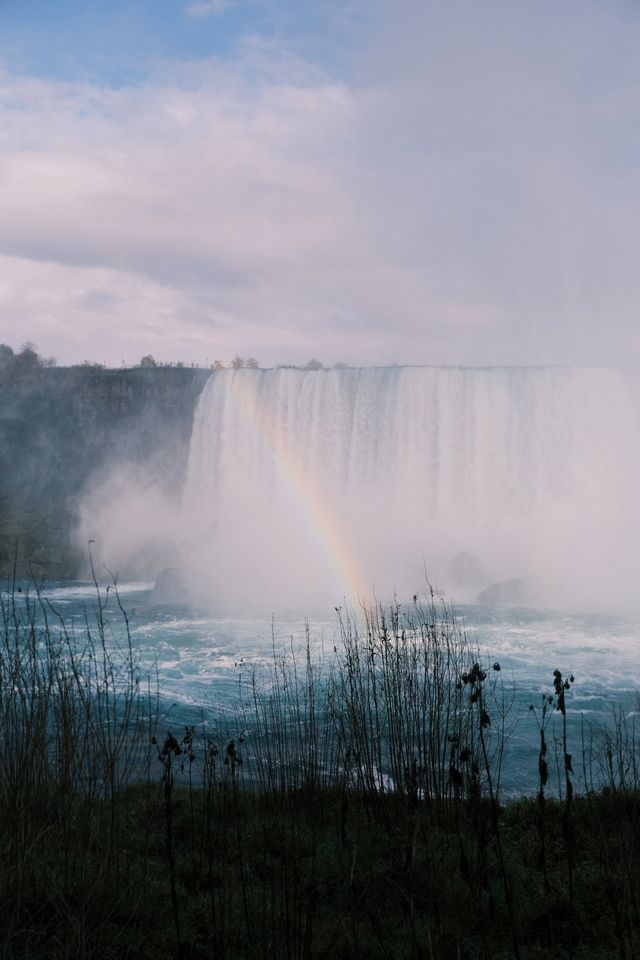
[476,579,528,605]
[448,551,486,588]
[152,566,190,604]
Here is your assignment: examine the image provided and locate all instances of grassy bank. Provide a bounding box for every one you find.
[5,777,639,959]
[0,581,638,958]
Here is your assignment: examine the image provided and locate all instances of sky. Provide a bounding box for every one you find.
[1,0,639,368]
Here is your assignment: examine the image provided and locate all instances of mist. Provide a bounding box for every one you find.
[78,366,640,615]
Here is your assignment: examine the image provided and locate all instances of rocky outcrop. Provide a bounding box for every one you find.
[476,579,528,605]
[448,551,486,588]
[152,567,193,605]
[0,367,210,576]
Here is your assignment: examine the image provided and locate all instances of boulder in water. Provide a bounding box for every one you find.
[476,579,528,606]
[448,551,486,588]
[152,566,191,605]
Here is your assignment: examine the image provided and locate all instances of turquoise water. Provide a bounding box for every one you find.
[8,579,639,795]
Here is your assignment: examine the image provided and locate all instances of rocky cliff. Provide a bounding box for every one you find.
[0,366,209,577]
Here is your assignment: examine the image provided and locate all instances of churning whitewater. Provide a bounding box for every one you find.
[183,366,640,611]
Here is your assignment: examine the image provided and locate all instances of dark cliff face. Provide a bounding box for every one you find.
[0,366,210,577]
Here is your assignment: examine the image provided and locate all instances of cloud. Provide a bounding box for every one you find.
[351,0,640,364]
[2,3,640,367]
[185,0,238,18]
[0,54,367,364]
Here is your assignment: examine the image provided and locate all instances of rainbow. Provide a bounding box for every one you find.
[224,370,369,606]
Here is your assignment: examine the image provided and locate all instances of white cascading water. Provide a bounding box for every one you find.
[183,367,640,611]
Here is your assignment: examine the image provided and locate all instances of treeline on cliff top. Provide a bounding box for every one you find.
[0,341,344,373]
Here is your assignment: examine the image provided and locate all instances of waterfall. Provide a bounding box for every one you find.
[184,367,640,610]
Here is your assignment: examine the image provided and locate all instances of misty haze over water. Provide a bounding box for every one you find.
[81,365,640,616]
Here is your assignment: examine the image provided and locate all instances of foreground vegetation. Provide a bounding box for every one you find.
[0,579,638,959]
